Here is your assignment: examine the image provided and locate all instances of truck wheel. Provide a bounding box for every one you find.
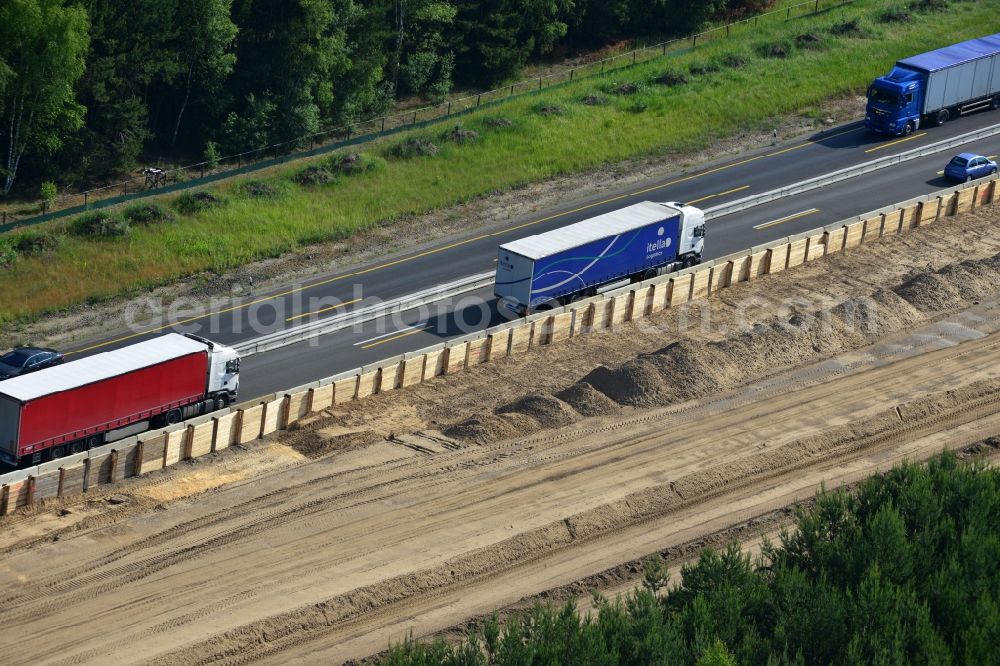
[49,445,66,460]
[164,409,182,425]
[935,109,949,126]
[902,122,913,136]
[214,395,229,411]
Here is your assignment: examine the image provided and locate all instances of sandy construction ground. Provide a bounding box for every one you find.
[3,202,1000,665]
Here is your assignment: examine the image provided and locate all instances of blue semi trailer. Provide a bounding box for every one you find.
[866,33,1000,136]
[494,201,705,315]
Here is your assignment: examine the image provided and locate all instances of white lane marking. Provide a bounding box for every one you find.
[354,322,431,346]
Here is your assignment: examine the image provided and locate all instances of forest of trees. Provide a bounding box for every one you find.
[381,451,1000,665]
[0,0,773,197]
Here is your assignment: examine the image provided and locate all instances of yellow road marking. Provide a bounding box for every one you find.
[285,297,361,322]
[864,132,926,153]
[361,326,428,349]
[754,208,820,230]
[685,185,750,205]
[68,131,858,356]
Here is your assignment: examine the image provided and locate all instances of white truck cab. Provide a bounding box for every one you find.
[184,334,240,407]
[665,201,706,265]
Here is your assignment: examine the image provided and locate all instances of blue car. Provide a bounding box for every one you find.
[944,153,998,182]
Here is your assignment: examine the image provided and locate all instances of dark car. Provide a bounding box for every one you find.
[0,347,65,380]
[944,153,998,182]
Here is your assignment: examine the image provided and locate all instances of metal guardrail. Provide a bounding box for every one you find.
[704,123,1000,218]
[233,271,495,356]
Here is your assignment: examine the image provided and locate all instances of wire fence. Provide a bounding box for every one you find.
[0,0,851,233]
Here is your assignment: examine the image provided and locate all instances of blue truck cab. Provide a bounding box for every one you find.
[866,33,1000,136]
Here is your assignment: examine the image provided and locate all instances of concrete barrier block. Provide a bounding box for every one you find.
[310,384,334,411]
[822,228,844,255]
[422,349,446,380]
[284,390,311,427]
[880,210,903,237]
[668,273,693,306]
[486,328,511,359]
[400,355,426,387]
[238,404,264,444]
[547,311,573,344]
[138,434,167,474]
[445,342,469,373]
[786,239,808,268]
[163,428,187,467]
[609,292,632,326]
[979,180,997,206]
[466,337,491,365]
[508,324,532,355]
[746,250,768,278]
[916,198,939,227]
[355,370,378,399]
[86,451,114,489]
[112,442,139,481]
[377,362,402,393]
[899,203,919,231]
[843,221,864,248]
[333,375,358,404]
[213,412,238,452]
[765,244,789,274]
[31,469,58,501]
[649,281,671,312]
[589,299,614,331]
[862,215,883,242]
[629,287,651,319]
[805,233,825,261]
[188,420,215,459]
[3,480,29,514]
[953,188,975,215]
[59,463,87,497]
[535,315,555,346]
[714,261,735,290]
[261,397,285,436]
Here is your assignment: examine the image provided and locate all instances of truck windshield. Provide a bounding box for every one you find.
[868,88,899,107]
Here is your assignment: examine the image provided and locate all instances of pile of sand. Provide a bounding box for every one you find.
[442,252,1000,446]
[554,382,621,416]
[443,413,528,444]
[496,394,578,428]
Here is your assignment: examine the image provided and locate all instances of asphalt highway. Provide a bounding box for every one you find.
[63,109,1000,397]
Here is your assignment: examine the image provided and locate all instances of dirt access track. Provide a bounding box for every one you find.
[3,203,1000,665]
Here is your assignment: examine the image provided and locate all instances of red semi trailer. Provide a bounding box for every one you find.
[0,333,240,467]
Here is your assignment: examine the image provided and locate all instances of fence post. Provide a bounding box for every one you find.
[538,77,542,90]
[510,84,514,96]
[83,192,88,208]
[447,101,451,115]
[601,61,604,74]
[726,25,730,37]
[570,69,574,82]
[787,7,791,17]
[632,51,636,65]
[693,35,697,47]
[201,163,205,178]
[124,181,127,196]
[412,111,417,125]
[477,93,482,107]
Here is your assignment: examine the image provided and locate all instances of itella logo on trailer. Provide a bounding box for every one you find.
[646,227,671,254]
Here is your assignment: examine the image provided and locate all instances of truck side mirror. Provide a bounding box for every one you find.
[225,359,240,373]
